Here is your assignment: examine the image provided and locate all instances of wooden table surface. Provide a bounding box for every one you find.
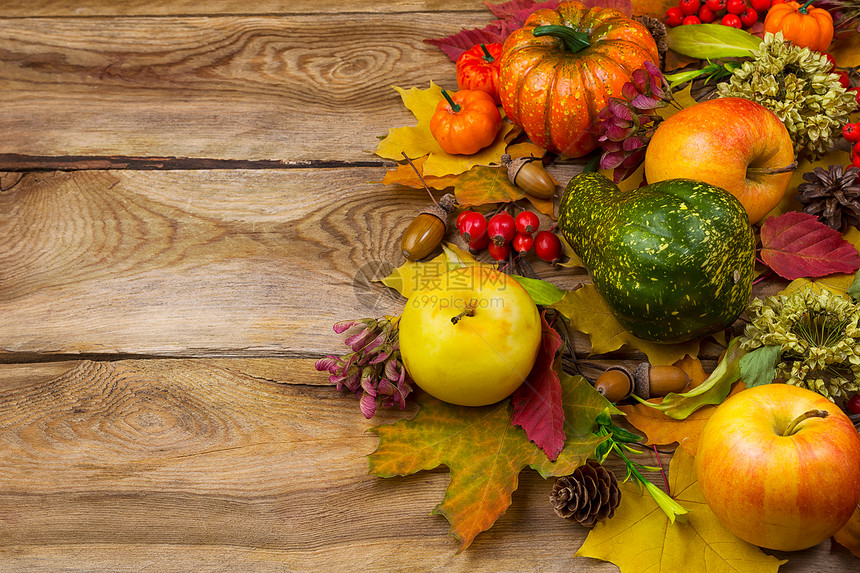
[1,2,857,571]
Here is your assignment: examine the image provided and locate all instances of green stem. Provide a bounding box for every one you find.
[480,43,495,63]
[783,409,829,436]
[532,24,590,54]
[799,0,814,14]
[441,89,461,113]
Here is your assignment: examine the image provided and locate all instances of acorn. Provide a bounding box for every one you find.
[501,153,556,199]
[632,364,691,399]
[401,193,457,261]
[594,366,634,403]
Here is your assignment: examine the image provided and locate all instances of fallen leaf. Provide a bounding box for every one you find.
[619,382,745,456]
[424,21,515,63]
[654,83,697,123]
[453,164,554,215]
[484,0,564,24]
[760,211,860,280]
[780,227,860,297]
[380,155,460,191]
[368,373,609,552]
[550,285,700,366]
[379,242,478,299]
[506,141,548,160]
[374,82,515,177]
[833,505,860,558]
[511,312,566,461]
[631,0,676,17]
[510,274,566,305]
[577,448,787,572]
[738,345,780,388]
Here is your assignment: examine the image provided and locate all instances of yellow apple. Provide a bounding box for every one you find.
[644,97,795,224]
[398,265,541,406]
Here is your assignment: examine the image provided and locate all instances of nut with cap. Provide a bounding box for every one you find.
[501,153,556,199]
[632,364,691,399]
[594,366,634,403]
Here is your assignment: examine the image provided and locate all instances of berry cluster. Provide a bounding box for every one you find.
[843,122,860,169]
[665,0,773,28]
[456,209,563,263]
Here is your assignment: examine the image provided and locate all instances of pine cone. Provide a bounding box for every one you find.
[797,165,860,232]
[549,460,620,527]
[634,15,667,67]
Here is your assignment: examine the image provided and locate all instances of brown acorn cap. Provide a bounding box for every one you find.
[420,204,449,232]
[501,153,541,186]
[633,363,650,399]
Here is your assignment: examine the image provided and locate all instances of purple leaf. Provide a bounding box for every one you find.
[333,320,358,334]
[630,94,663,111]
[359,393,377,419]
[314,356,342,373]
[424,21,513,62]
[608,100,634,121]
[600,150,626,170]
[761,212,860,280]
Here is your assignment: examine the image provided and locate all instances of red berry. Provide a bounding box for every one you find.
[511,233,533,255]
[458,211,487,244]
[487,241,510,261]
[705,0,727,11]
[854,140,860,157]
[850,87,860,109]
[749,0,770,11]
[514,210,540,235]
[455,210,471,231]
[468,232,490,251]
[683,14,702,24]
[739,6,758,26]
[847,394,860,415]
[726,0,746,13]
[533,231,563,263]
[487,212,516,247]
[679,0,701,15]
[844,122,860,143]
[837,71,850,90]
[698,5,717,22]
[665,6,685,26]
[721,13,742,26]
[822,52,837,72]
[854,153,860,168]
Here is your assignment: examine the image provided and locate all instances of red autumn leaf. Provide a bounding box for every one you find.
[484,0,564,25]
[424,21,515,63]
[510,311,565,461]
[760,211,860,280]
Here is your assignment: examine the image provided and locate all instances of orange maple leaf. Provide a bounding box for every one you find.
[619,356,746,455]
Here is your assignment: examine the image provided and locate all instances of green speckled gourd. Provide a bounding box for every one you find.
[558,173,755,343]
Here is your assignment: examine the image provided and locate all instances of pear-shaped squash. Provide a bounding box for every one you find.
[558,173,755,343]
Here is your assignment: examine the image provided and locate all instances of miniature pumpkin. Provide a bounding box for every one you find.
[429,89,501,155]
[763,0,834,53]
[498,0,659,158]
[456,43,503,104]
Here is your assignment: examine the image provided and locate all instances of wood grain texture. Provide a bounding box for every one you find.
[0,0,490,17]
[0,359,853,572]
[0,168,594,358]
[0,12,478,162]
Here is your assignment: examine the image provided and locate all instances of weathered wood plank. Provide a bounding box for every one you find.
[0,13,476,163]
[0,360,851,572]
[0,0,489,17]
[0,168,595,358]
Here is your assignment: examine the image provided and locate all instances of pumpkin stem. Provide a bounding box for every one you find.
[532,24,590,54]
[440,89,461,113]
[480,43,495,63]
[799,0,815,14]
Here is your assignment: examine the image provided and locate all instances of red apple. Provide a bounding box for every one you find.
[696,383,860,551]
[644,98,795,224]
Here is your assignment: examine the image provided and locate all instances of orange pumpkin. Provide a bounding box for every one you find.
[763,0,834,53]
[429,89,501,155]
[499,1,658,158]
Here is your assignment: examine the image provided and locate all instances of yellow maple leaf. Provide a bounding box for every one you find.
[551,285,700,366]
[577,448,787,573]
[380,154,460,191]
[834,505,860,558]
[379,242,478,299]
[374,81,516,177]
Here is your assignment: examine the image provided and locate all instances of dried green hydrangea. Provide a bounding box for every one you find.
[717,32,857,159]
[740,286,860,400]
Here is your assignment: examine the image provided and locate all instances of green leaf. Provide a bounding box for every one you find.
[738,345,780,388]
[666,24,762,59]
[510,275,566,306]
[848,269,860,301]
[633,338,746,419]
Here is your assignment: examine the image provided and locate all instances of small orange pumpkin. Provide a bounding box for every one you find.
[429,89,501,155]
[763,0,834,53]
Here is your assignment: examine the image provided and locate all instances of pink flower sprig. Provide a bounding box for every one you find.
[315,317,412,419]
[595,61,673,183]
